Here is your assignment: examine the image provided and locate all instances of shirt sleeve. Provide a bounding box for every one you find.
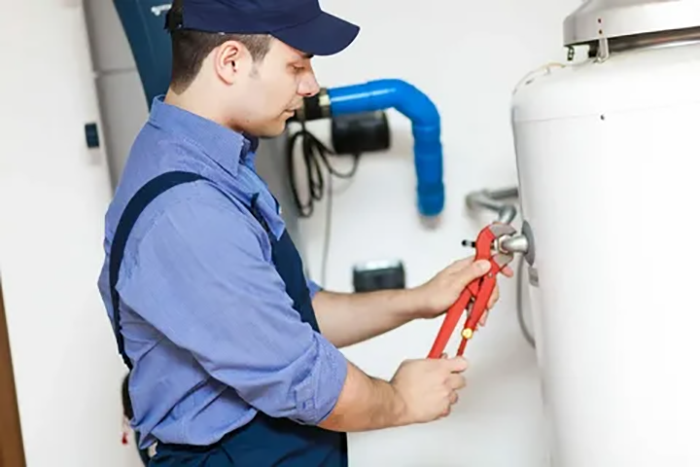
[118,193,347,425]
[307,279,322,299]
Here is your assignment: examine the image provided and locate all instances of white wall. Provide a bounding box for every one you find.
[0,2,142,466]
[297,1,579,465]
[0,1,580,466]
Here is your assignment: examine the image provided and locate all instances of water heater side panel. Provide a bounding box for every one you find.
[513,60,700,466]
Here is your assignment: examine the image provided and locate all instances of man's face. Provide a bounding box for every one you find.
[232,38,320,137]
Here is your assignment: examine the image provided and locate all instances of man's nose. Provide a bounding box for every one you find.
[299,74,320,98]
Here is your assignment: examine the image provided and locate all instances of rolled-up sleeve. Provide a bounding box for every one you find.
[307,279,322,299]
[119,194,347,425]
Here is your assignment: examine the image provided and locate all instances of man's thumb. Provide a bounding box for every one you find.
[462,259,490,281]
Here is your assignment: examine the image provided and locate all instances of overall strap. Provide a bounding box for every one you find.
[109,171,207,369]
[247,192,276,242]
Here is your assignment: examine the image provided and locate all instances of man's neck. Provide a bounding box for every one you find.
[164,87,232,130]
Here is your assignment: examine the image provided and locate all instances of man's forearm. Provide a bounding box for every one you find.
[312,289,427,348]
[318,360,407,432]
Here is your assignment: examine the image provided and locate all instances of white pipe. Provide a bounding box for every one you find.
[465,188,518,224]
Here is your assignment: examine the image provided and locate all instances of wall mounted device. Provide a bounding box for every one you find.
[292,79,444,217]
[352,260,405,293]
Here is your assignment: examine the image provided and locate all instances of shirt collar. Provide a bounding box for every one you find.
[148,96,259,176]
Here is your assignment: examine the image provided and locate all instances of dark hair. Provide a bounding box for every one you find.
[169,0,272,93]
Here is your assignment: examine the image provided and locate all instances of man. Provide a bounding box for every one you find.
[120,375,152,464]
[97,0,510,465]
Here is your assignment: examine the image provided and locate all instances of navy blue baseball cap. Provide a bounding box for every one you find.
[169,0,360,56]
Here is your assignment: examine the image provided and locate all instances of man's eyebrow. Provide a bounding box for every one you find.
[291,53,313,63]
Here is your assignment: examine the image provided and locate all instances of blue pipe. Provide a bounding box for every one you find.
[326,79,444,217]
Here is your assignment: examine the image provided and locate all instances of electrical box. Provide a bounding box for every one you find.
[352,260,405,293]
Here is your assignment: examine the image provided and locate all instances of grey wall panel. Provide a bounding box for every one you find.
[83,0,137,72]
[95,72,149,188]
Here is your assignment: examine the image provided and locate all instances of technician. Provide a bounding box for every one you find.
[97,0,509,465]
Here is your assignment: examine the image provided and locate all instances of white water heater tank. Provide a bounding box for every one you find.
[511,2,700,465]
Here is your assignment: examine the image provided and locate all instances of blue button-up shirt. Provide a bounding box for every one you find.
[97,97,348,448]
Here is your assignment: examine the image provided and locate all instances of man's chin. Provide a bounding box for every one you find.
[256,123,288,139]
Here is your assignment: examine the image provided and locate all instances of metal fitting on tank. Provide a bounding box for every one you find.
[497,234,530,254]
[497,220,536,266]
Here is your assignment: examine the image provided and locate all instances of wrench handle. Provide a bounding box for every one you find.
[456,277,496,355]
[427,287,473,358]
[464,275,496,332]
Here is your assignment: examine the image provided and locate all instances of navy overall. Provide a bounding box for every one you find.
[109,171,348,467]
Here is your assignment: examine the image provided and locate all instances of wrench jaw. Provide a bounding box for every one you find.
[484,224,517,264]
[491,252,514,270]
[487,223,517,238]
[467,225,516,270]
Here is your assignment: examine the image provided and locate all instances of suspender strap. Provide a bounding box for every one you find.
[109,171,207,369]
[247,192,275,241]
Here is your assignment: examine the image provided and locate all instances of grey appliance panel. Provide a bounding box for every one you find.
[95,71,149,187]
[83,0,137,73]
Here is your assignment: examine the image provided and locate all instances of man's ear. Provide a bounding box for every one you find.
[213,40,248,84]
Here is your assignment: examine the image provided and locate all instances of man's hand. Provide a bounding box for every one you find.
[312,256,512,349]
[317,356,470,432]
[390,356,469,423]
[412,257,514,326]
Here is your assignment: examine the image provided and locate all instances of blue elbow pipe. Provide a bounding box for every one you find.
[326,79,444,217]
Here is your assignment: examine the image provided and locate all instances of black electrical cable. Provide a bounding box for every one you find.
[286,121,362,286]
[286,121,360,218]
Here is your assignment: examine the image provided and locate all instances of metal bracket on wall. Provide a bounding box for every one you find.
[596,36,610,62]
[596,16,610,62]
[528,265,540,287]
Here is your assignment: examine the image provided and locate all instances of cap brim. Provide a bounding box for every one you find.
[272,12,360,56]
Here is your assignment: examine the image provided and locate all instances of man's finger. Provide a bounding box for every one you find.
[446,374,466,390]
[479,311,489,327]
[501,265,514,277]
[487,285,500,309]
[443,356,469,372]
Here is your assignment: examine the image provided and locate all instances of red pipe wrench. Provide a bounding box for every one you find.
[428,223,516,358]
